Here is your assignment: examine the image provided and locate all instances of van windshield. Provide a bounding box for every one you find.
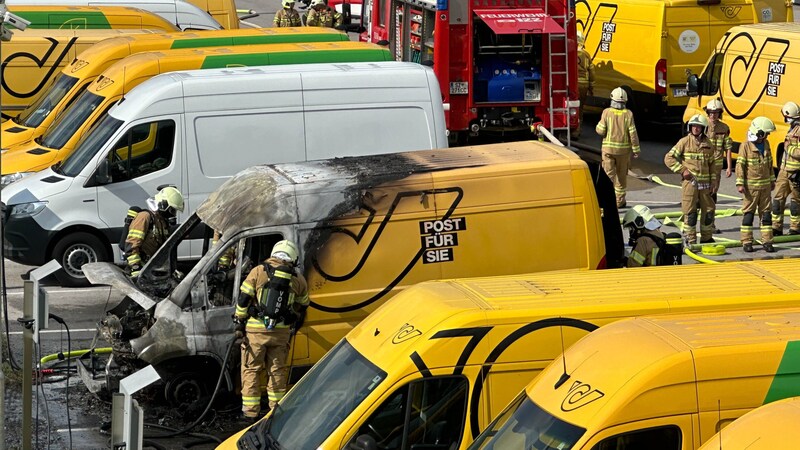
[59,113,123,177]
[469,395,585,450]
[39,90,105,150]
[240,339,386,449]
[14,74,79,128]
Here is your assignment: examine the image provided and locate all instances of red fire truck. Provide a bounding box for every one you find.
[361,0,579,143]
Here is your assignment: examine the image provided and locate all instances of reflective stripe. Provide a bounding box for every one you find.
[235,305,248,318]
[741,225,754,231]
[127,229,145,239]
[240,282,255,296]
[650,248,660,266]
[127,254,141,265]
[267,391,286,402]
[630,251,645,264]
[242,396,261,406]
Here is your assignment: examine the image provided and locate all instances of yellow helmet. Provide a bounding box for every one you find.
[610,87,627,103]
[704,98,723,113]
[749,116,776,137]
[154,186,184,214]
[782,101,800,120]
[271,240,299,264]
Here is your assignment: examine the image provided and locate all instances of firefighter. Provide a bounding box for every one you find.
[704,98,732,234]
[124,186,184,278]
[772,101,800,236]
[596,87,640,208]
[664,114,718,245]
[622,205,665,267]
[234,240,309,419]
[737,116,777,253]
[574,30,595,140]
[306,0,342,28]
[274,0,301,27]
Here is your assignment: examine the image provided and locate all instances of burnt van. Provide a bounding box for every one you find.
[76,141,624,403]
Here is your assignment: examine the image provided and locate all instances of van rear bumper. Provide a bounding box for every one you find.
[3,215,53,266]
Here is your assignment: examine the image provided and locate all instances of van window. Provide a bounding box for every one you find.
[14,74,79,128]
[204,233,283,307]
[59,113,124,177]
[350,376,468,450]
[700,53,723,96]
[193,112,304,177]
[591,426,681,450]
[39,90,105,149]
[305,107,432,160]
[105,119,175,182]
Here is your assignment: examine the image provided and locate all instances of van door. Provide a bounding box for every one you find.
[582,417,695,450]
[664,3,709,103]
[93,115,184,256]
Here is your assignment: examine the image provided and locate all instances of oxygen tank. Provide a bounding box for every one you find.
[262,265,293,329]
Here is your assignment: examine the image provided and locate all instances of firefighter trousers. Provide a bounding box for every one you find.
[602,152,630,208]
[741,186,773,245]
[240,327,291,417]
[681,180,715,244]
[772,169,800,233]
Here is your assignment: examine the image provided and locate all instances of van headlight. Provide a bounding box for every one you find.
[9,201,47,217]
[1,172,33,187]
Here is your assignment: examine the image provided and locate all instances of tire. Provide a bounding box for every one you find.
[52,232,109,287]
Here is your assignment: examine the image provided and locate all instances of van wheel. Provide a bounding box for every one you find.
[52,232,109,287]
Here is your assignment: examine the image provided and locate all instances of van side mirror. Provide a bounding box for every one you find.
[350,435,377,450]
[95,159,112,185]
[686,74,700,97]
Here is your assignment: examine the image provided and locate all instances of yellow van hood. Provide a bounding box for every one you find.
[1,122,34,149]
[1,140,58,174]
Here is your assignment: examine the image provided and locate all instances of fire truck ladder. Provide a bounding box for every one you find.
[545,0,571,146]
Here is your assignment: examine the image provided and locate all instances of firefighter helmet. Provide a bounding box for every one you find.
[622,205,661,231]
[577,30,585,47]
[610,87,628,103]
[687,114,709,133]
[282,0,295,7]
[271,240,299,265]
[782,101,800,120]
[311,0,325,7]
[749,116,776,138]
[704,99,723,113]
[154,186,184,215]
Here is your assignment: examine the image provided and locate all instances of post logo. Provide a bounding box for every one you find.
[392,323,422,344]
[561,380,605,411]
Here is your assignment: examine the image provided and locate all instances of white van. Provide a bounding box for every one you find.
[0,62,448,286]
[5,0,223,30]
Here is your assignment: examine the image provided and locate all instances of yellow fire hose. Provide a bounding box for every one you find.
[40,347,112,365]
[684,247,722,264]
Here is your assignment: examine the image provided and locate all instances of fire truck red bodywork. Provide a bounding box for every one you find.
[362,0,579,140]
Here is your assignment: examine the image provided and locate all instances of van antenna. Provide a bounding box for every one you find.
[554,319,571,389]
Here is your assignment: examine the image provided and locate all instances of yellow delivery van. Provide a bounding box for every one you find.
[7,5,180,30]
[698,396,800,450]
[576,0,792,120]
[0,28,349,151]
[685,23,800,164]
[471,305,800,450]
[77,141,625,401]
[0,28,157,119]
[0,41,393,178]
[219,259,800,450]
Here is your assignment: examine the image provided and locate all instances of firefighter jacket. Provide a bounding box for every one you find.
[706,120,732,175]
[125,211,170,268]
[595,108,640,156]
[577,47,595,91]
[628,229,664,268]
[664,134,719,190]
[784,123,800,172]
[736,140,775,188]
[236,257,309,330]
[306,7,342,27]
[274,8,301,27]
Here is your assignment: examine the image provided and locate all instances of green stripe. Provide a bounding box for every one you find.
[199,49,393,69]
[169,33,348,49]
[764,340,800,403]
[13,11,112,29]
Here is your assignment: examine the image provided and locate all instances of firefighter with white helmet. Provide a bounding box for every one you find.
[622,205,664,267]
[234,239,309,420]
[703,98,732,234]
[736,116,777,253]
[306,0,342,27]
[274,0,301,27]
[665,114,720,245]
[574,30,595,140]
[124,186,184,278]
[596,86,641,208]
[772,101,800,236]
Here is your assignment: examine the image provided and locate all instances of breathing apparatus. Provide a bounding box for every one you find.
[254,264,294,330]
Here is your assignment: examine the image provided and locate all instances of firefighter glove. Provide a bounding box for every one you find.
[129,264,142,279]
